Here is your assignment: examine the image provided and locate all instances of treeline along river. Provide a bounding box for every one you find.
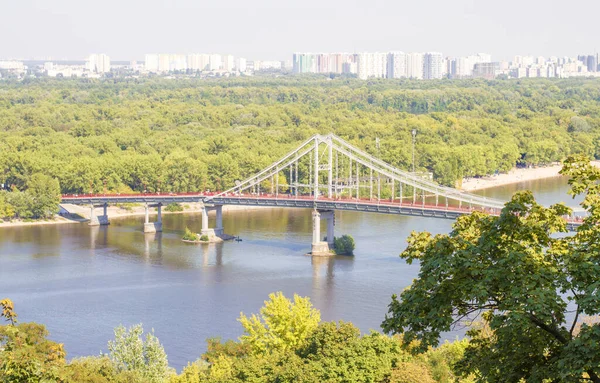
[0,177,582,370]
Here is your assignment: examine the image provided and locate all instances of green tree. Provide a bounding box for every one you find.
[0,299,66,383]
[27,173,61,219]
[107,324,174,383]
[382,157,600,382]
[333,235,355,255]
[59,356,142,383]
[297,321,407,383]
[238,292,321,355]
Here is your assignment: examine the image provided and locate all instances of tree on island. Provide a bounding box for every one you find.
[382,156,600,382]
[334,234,356,255]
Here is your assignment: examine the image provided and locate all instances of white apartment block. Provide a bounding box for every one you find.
[86,54,111,74]
[357,52,386,80]
[209,54,221,71]
[187,54,210,71]
[145,54,159,72]
[223,55,235,72]
[236,57,247,72]
[386,51,407,79]
[406,53,424,79]
[423,52,443,79]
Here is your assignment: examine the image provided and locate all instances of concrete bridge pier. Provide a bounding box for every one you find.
[143,203,163,233]
[89,203,110,226]
[311,209,334,256]
[201,204,227,240]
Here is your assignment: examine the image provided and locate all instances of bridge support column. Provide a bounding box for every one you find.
[319,210,335,248]
[89,204,99,226]
[98,203,110,225]
[143,203,162,233]
[310,210,332,256]
[201,206,209,232]
[214,205,223,236]
[200,204,230,241]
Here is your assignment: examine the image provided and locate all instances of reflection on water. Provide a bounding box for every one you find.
[0,178,576,369]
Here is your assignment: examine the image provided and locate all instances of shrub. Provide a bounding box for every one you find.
[164,203,183,212]
[334,235,355,255]
[200,234,209,242]
[182,227,199,241]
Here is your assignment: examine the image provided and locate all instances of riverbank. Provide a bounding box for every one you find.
[461,161,600,191]
[0,215,87,228]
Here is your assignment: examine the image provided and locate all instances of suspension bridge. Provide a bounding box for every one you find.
[61,134,582,255]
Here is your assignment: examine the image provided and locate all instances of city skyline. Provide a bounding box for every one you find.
[2,0,599,61]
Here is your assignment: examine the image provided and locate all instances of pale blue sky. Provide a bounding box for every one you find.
[2,0,599,61]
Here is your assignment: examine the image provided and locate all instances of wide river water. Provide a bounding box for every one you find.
[0,176,582,369]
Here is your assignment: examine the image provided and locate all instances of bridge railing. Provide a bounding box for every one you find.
[61,191,212,199]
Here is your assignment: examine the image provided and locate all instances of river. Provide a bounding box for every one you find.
[0,176,582,369]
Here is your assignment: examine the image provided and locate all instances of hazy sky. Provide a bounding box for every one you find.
[2,0,599,61]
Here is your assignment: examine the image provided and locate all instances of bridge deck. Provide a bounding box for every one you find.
[60,192,583,229]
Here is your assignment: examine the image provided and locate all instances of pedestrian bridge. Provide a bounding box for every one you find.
[61,134,582,254]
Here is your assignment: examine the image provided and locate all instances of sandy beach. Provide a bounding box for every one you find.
[461,161,600,191]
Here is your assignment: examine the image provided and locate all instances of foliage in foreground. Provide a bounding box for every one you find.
[382,156,600,382]
[1,295,470,383]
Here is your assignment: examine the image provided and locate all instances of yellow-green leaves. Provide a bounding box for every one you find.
[238,292,320,355]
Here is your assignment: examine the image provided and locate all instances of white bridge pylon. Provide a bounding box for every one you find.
[209,134,505,211]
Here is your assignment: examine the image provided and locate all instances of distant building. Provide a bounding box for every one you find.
[86,54,111,74]
[209,54,221,71]
[236,57,247,72]
[473,62,497,79]
[386,51,407,79]
[423,52,443,79]
[357,52,386,80]
[587,55,598,72]
[406,53,424,79]
[145,54,159,72]
[187,54,210,71]
[223,55,235,72]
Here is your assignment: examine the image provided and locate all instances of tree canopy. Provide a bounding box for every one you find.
[382,156,600,382]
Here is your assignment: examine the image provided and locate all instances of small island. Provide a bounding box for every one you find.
[182,227,235,243]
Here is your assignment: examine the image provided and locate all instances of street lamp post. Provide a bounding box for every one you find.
[411,129,417,173]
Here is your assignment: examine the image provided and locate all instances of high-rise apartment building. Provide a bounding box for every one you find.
[236,57,247,72]
[423,52,443,79]
[209,54,222,71]
[145,54,159,72]
[357,52,387,79]
[187,54,210,71]
[223,55,235,72]
[406,53,424,79]
[158,54,171,72]
[473,62,497,79]
[386,51,407,79]
[587,55,598,72]
[86,54,111,74]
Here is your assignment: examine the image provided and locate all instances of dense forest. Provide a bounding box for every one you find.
[0,77,599,210]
